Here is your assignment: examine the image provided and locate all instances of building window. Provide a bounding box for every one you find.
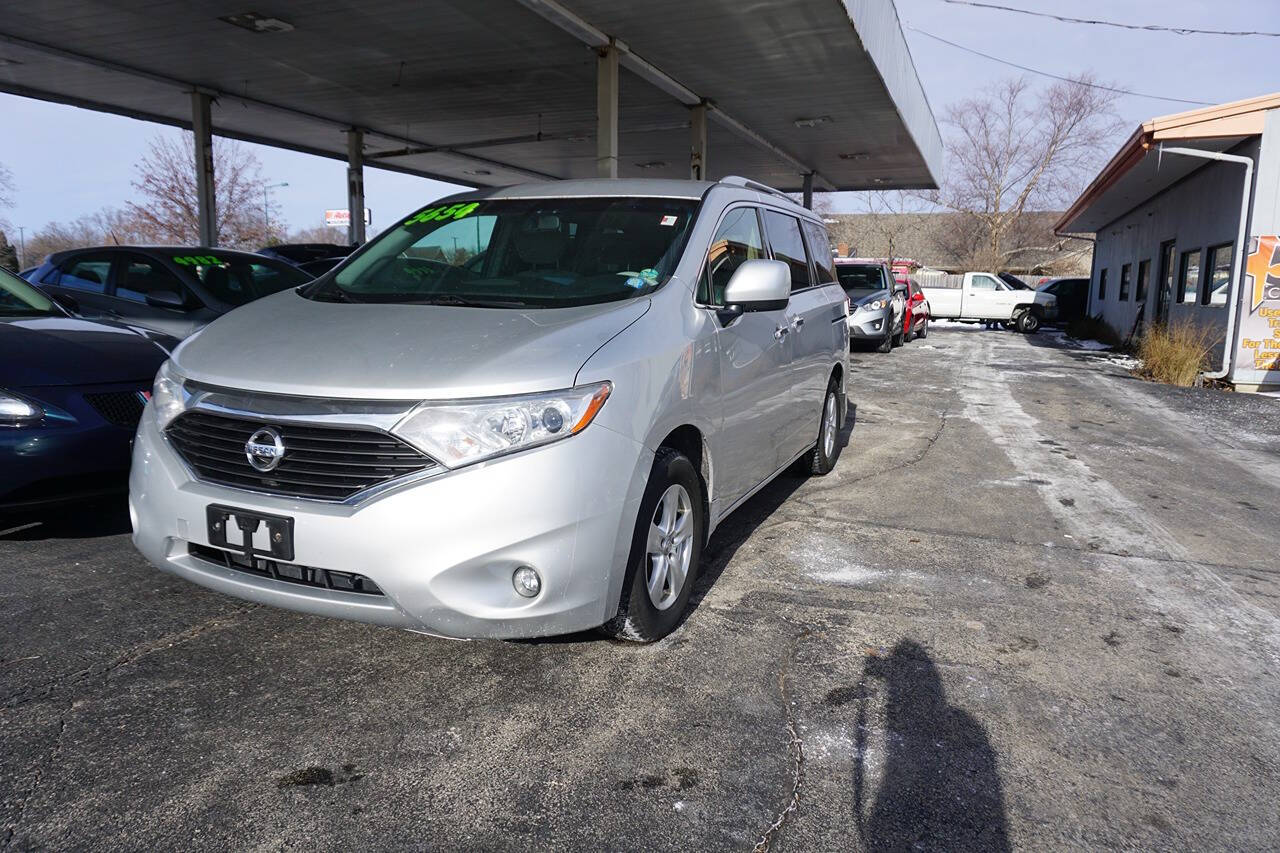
[1119,263,1131,301]
[1178,249,1200,304]
[1204,243,1232,306]
[1097,268,1107,300]
[1136,259,1150,305]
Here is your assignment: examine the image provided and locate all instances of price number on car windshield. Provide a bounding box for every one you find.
[403,202,481,227]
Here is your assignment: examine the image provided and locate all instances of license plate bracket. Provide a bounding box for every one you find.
[207,504,294,562]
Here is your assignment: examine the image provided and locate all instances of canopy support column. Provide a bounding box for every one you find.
[596,42,619,179]
[191,91,216,246]
[347,128,366,245]
[690,102,708,180]
[802,172,814,209]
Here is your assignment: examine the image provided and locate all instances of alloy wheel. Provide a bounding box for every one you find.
[645,484,694,610]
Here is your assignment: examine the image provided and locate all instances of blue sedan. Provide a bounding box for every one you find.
[1,266,175,511]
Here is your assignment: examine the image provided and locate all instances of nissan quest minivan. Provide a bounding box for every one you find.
[130,177,850,642]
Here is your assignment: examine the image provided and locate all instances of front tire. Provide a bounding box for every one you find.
[876,328,893,353]
[1015,308,1041,333]
[805,380,842,475]
[600,448,705,643]
[918,319,928,339]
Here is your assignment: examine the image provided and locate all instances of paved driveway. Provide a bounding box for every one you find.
[3,327,1279,850]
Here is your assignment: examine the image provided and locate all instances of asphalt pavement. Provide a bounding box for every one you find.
[3,325,1279,851]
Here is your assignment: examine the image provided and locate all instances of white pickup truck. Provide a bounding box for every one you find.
[921,272,1058,333]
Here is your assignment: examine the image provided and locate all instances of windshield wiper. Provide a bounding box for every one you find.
[309,286,359,303]
[410,294,531,309]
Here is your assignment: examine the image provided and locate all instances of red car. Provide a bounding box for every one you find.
[901,279,930,341]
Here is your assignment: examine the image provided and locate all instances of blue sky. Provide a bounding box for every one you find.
[2,0,1279,239]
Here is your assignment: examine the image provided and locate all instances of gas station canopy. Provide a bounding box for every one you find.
[0,0,943,193]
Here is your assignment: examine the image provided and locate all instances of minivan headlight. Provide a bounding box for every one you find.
[151,360,188,430]
[392,382,612,469]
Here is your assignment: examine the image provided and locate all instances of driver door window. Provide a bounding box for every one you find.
[700,207,765,305]
[115,254,189,306]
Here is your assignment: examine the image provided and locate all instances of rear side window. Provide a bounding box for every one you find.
[116,254,189,305]
[700,206,765,305]
[56,255,112,294]
[763,210,812,291]
[801,220,837,283]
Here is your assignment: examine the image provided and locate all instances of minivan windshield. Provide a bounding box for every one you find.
[307,197,699,308]
[835,264,886,297]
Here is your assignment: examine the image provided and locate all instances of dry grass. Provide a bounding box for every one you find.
[1136,322,1219,387]
[1065,314,1123,348]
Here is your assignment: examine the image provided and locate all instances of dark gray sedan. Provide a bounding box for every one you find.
[26,246,313,339]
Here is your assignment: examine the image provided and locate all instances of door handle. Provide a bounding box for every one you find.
[774,324,790,340]
[791,315,805,330]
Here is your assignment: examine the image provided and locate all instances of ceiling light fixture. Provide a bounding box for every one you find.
[634,161,668,169]
[839,152,870,161]
[793,116,833,128]
[462,169,493,176]
[218,12,295,33]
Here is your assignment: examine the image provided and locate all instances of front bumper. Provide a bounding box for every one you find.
[1,383,142,509]
[129,413,651,639]
[847,308,891,340]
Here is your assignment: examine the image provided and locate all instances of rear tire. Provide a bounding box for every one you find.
[806,380,842,476]
[599,448,705,643]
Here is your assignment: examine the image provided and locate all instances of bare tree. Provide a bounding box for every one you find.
[288,224,348,244]
[20,207,152,264]
[0,162,16,270]
[926,75,1120,270]
[126,133,285,248]
[0,162,14,217]
[851,191,925,263]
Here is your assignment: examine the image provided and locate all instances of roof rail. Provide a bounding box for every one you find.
[718,175,797,205]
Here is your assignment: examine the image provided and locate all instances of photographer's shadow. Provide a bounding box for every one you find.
[853,639,1010,852]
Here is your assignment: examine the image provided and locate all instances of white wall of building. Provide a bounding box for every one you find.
[1087,137,1262,360]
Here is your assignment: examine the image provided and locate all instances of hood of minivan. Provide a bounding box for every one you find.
[173,289,650,399]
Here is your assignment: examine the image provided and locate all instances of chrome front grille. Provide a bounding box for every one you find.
[166,410,436,501]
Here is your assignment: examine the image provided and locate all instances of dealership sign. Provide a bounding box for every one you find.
[1237,235,1280,375]
[325,208,372,227]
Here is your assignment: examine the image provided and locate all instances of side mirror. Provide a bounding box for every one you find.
[719,259,790,324]
[145,290,187,310]
[893,283,908,296]
[50,293,80,315]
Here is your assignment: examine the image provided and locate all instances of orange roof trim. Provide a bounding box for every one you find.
[1055,91,1280,235]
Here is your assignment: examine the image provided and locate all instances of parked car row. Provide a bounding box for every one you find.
[9,177,1085,645]
[836,258,931,352]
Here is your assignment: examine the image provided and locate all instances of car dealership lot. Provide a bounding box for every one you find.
[3,328,1279,851]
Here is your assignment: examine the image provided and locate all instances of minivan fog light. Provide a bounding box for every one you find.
[513,566,541,598]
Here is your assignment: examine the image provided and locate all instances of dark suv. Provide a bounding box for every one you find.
[27,246,313,339]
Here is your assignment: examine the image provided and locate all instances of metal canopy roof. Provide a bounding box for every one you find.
[0,0,943,192]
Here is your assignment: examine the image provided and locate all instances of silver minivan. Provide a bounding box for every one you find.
[130,177,849,642]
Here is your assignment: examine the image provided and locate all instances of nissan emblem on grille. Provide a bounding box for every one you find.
[245,427,286,472]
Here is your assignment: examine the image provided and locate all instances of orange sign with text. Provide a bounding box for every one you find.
[1240,236,1280,373]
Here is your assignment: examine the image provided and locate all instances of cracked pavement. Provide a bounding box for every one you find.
[2,326,1279,850]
